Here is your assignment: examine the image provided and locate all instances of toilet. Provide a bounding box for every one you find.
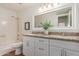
[12,42,22,55]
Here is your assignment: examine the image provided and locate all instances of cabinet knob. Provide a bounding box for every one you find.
[39,48,44,50]
[39,40,44,42]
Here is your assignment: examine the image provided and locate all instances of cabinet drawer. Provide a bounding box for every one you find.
[36,47,48,52]
[50,39,79,51]
[35,47,49,56]
[35,38,49,44]
[23,36,34,40]
[35,43,49,51]
[50,39,68,46]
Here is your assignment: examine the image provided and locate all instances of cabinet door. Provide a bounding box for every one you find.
[65,49,79,56]
[23,37,34,56]
[35,38,49,56]
[50,45,62,56]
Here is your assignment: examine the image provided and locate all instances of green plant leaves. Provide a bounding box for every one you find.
[40,20,53,30]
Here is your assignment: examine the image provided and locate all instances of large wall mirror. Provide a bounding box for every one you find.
[34,4,75,30]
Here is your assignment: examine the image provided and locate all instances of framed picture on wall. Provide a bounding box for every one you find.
[25,22,30,30]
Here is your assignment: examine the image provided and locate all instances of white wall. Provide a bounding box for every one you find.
[0,7,17,45]
[18,3,79,34]
[76,4,79,32]
[18,6,38,34]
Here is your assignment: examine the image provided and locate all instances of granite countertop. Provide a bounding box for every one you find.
[23,34,79,42]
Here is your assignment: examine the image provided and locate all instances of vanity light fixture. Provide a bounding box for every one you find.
[38,3,59,12]
[38,4,52,12]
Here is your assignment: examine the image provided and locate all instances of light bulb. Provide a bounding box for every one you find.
[53,3,58,7]
[1,21,7,25]
[48,4,52,8]
[43,6,47,11]
[38,7,43,12]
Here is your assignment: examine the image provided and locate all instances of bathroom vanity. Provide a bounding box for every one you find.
[23,34,79,56]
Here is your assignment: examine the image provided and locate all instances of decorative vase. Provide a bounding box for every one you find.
[44,30,48,35]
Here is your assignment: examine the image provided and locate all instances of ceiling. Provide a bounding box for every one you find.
[0,3,42,12]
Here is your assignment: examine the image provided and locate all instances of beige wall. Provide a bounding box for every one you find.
[0,7,17,45]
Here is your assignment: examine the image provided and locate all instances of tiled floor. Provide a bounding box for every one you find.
[3,50,24,56]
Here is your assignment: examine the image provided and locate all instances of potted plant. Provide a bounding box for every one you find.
[40,20,53,35]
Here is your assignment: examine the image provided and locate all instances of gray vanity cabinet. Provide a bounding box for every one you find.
[23,36,79,56]
[23,36,35,56]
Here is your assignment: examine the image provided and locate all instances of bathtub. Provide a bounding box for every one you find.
[0,42,22,56]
